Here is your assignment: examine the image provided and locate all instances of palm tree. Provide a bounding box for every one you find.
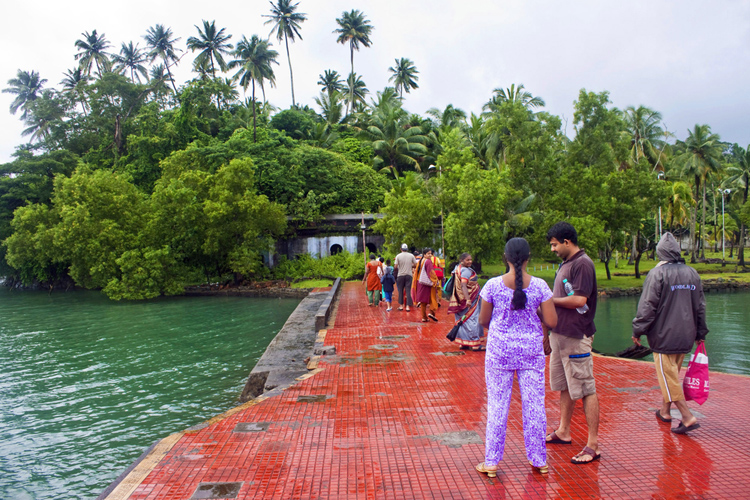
[334,9,373,113]
[666,181,695,231]
[342,72,368,115]
[675,124,724,262]
[74,30,112,77]
[187,20,233,78]
[143,24,181,93]
[263,0,307,107]
[426,104,467,132]
[388,58,419,98]
[361,96,428,176]
[2,69,47,119]
[483,83,545,112]
[229,35,279,141]
[624,105,666,167]
[112,42,149,83]
[60,67,90,115]
[314,90,344,126]
[726,145,750,265]
[20,90,65,144]
[317,69,344,97]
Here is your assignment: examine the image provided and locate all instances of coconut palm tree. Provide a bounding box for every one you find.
[674,124,724,261]
[20,90,65,144]
[187,20,233,78]
[360,96,428,176]
[60,67,91,115]
[112,42,149,83]
[624,105,666,167]
[74,30,112,77]
[426,104,467,132]
[334,10,373,113]
[314,90,344,126]
[388,58,419,99]
[3,69,47,119]
[667,181,695,232]
[483,83,545,112]
[726,145,750,265]
[342,72,368,115]
[263,0,307,107]
[229,35,279,141]
[143,24,181,93]
[317,69,344,97]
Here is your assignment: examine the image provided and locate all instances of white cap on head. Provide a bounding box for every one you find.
[401,243,408,251]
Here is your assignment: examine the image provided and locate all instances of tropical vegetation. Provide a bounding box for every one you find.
[2,6,748,299]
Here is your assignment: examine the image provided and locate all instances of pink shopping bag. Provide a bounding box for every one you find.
[683,341,709,405]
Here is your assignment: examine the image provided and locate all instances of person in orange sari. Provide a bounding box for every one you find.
[413,248,439,322]
[362,254,382,306]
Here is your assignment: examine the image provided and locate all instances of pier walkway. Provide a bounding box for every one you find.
[111,282,749,499]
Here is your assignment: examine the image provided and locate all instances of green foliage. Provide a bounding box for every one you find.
[270,108,317,138]
[273,251,365,280]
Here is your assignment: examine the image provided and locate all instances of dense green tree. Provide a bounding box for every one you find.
[484,83,545,112]
[388,58,419,98]
[144,24,181,94]
[263,0,307,107]
[3,70,48,119]
[334,10,373,113]
[74,30,112,77]
[187,20,233,78]
[624,105,666,167]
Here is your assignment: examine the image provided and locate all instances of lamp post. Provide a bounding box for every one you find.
[657,172,665,238]
[361,213,367,268]
[719,189,731,263]
[428,164,444,259]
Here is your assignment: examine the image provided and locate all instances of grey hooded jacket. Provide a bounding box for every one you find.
[632,233,708,354]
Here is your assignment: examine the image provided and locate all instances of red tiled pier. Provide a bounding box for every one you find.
[109,282,750,499]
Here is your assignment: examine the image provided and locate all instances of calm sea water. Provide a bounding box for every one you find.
[594,290,750,375]
[0,289,299,500]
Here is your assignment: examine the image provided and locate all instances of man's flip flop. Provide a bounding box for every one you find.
[571,446,601,464]
[672,421,701,434]
[545,431,572,445]
[655,410,672,423]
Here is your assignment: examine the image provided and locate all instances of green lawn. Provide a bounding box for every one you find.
[479,250,749,290]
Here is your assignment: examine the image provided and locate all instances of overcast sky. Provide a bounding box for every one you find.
[2,0,749,164]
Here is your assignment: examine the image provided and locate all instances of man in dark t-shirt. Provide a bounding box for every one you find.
[545,222,601,465]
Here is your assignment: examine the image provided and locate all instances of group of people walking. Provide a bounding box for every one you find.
[366,221,708,476]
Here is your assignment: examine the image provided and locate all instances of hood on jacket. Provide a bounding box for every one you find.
[656,232,683,262]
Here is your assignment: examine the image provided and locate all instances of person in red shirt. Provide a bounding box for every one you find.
[362,254,382,306]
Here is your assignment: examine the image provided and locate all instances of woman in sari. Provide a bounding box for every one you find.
[448,253,485,350]
[362,254,382,306]
[413,248,439,322]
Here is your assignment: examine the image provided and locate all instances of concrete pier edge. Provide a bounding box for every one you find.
[99,279,342,500]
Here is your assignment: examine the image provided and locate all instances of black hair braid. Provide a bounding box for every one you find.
[511,253,527,310]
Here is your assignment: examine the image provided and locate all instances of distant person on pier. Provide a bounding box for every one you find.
[474,238,557,478]
[413,248,439,322]
[393,244,417,312]
[545,221,601,465]
[447,253,485,350]
[632,232,708,434]
[362,254,382,306]
[381,259,396,312]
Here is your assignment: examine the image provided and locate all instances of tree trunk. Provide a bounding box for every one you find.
[634,231,643,279]
[252,81,257,143]
[285,34,295,107]
[700,181,707,260]
[739,223,746,267]
[691,177,699,263]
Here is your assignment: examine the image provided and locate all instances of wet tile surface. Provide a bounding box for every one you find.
[129,282,750,499]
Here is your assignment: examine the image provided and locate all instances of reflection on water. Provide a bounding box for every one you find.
[594,290,750,376]
[0,289,299,500]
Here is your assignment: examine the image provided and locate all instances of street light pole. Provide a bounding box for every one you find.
[361,213,367,268]
[719,189,731,263]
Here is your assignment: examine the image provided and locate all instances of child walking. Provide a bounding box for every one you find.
[381,259,396,312]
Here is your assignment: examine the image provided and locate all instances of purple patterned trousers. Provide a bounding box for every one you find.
[484,362,547,468]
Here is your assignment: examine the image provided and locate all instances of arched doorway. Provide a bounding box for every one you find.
[330,244,343,256]
[365,243,378,255]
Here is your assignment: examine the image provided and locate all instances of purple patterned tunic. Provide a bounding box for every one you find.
[479,276,553,468]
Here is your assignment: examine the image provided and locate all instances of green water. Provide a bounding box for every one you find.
[0,289,299,500]
[594,290,750,375]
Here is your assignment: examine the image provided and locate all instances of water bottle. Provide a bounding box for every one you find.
[563,279,589,314]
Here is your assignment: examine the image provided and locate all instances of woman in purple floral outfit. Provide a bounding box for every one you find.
[475,238,557,477]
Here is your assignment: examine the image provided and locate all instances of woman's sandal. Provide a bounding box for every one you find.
[475,462,497,478]
[529,461,549,474]
[428,313,438,322]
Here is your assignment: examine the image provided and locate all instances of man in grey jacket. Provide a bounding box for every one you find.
[632,232,708,434]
